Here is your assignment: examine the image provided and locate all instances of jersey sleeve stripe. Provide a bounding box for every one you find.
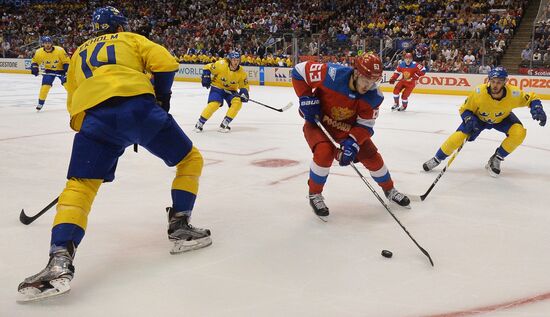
[292,62,308,81]
[356,117,376,128]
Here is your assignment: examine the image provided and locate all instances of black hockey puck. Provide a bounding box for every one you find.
[381,250,393,258]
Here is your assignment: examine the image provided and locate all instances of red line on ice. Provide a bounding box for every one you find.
[425,291,550,317]
[201,147,278,156]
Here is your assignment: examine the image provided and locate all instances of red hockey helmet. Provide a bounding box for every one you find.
[354,52,383,80]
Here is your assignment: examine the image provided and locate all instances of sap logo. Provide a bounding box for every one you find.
[328,67,336,81]
[274,68,287,79]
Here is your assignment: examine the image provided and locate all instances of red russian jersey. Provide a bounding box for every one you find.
[390,60,426,83]
[291,61,383,144]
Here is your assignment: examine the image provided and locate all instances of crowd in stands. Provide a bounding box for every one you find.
[0,0,534,73]
[521,2,550,68]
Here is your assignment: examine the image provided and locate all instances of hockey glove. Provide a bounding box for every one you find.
[338,137,360,166]
[31,64,39,76]
[201,70,211,89]
[61,63,69,75]
[530,100,546,127]
[156,92,171,113]
[239,88,249,103]
[389,78,396,85]
[299,96,321,123]
[462,111,481,135]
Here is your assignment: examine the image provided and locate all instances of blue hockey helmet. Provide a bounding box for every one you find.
[92,6,127,34]
[41,36,53,44]
[227,51,241,59]
[488,66,508,80]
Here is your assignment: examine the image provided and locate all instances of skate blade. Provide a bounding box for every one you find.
[316,215,328,222]
[193,128,203,133]
[388,200,412,210]
[217,128,230,133]
[17,277,71,303]
[170,236,212,254]
[485,164,499,178]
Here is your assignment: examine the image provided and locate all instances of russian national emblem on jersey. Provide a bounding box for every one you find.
[331,107,355,121]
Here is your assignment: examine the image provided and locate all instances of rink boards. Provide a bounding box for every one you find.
[1,58,549,99]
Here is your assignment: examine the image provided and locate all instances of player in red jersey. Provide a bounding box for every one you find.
[291,53,411,218]
[389,52,426,111]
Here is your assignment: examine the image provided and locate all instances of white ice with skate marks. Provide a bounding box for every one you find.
[1,73,550,316]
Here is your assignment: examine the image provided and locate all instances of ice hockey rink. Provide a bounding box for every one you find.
[1,73,550,317]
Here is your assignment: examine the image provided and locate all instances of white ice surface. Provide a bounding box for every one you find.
[1,73,550,317]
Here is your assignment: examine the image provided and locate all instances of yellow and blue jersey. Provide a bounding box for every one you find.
[31,46,70,71]
[460,83,538,124]
[65,32,179,119]
[204,59,249,92]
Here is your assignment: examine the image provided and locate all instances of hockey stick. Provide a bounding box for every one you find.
[38,72,64,77]
[20,196,59,225]
[224,90,293,112]
[409,138,468,202]
[315,118,434,267]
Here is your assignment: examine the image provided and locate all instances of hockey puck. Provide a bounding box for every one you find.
[381,250,393,258]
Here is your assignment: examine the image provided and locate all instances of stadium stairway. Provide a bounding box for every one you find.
[500,0,542,73]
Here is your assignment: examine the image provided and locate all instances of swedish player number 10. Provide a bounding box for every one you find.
[79,42,116,78]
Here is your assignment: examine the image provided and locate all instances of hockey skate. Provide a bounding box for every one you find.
[485,151,503,177]
[423,156,441,171]
[167,207,212,254]
[17,247,75,303]
[385,188,411,209]
[391,103,400,111]
[218,119,231,133]
[218,124,231,133]
[36,103,44,111]
[193,121,204,132]
[308,193,329,221]
[398,104,408,111]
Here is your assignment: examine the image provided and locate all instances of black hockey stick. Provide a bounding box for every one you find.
[20,196,59,225]
[409,138,468,202]
[224,90,293,112]
[315,118,434,267]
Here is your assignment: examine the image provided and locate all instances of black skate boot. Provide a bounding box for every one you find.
[194,121,204,132]
[167,207,212,254]
[17,245,75,303]
[391,103,400,111]
[385,188,411,208]
[485,151,503,177]
[423,156,441,171]
[218,117,232,133]
[308,193,329,220]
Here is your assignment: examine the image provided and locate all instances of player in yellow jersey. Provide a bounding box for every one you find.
[422,67,546,177]
[30,36,70,111]
[194,51,250,132]
[17,6,211,303]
